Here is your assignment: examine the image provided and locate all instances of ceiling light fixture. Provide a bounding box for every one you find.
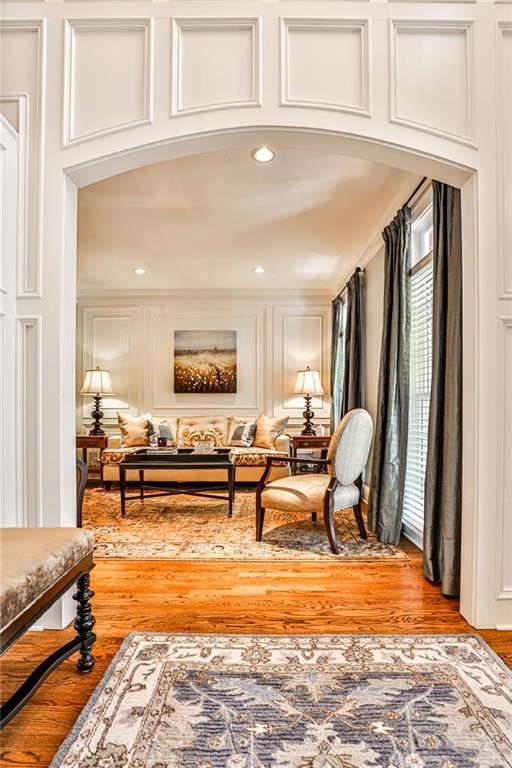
[133,267,147,275]
[253,266,265,274]
[252,147,275,164]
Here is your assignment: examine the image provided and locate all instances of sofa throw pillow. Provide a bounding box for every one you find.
[118,413,149,448]
[143,414,176,446]
[253,414,289,449]
[228,418,257,447]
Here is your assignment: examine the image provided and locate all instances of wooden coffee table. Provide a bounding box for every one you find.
[118,448,236,517]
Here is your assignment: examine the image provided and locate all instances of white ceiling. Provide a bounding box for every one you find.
[77,148,417,292]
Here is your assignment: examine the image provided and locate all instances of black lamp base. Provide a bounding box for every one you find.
[89,395,105,435]
[301,394,316,436]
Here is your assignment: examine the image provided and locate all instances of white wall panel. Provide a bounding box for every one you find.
[498,24,512,298]
[281,19,369,115]
[172,18,261,115]
[391,21,474,144]
[64,19,153,145]
[146,305,265,413]
[498,318,512,598]
[0,22,44,297]
[81,307,142,426]
[273,306,331,421]
[16,317,42,527]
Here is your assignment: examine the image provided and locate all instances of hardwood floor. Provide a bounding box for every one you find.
[1,537,511,765]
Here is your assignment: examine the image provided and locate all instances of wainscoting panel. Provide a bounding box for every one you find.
[498,24,512,298]
[64,19,153,145]
[281,19,369,115]
[391,20,474,145]
[0,22,44,297]
[16,316,42,527]
[498,317,512,599]
[80,307,142,426]
[273,305,331,421]
[172,18,261,115]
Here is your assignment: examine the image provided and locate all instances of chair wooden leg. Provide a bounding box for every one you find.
[323,492,339,555]
[311,512,317,523]
[256,504,265,541]
[354,500,367,540]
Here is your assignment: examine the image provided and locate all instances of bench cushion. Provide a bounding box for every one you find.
[0,528,94,634]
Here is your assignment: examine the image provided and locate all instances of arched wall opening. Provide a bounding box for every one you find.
[62,126,478,625]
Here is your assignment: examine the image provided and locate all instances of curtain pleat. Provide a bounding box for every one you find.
[330,296,344,432]
[341,270,365,416]
[423,181,462,597]
[367,206,411,544]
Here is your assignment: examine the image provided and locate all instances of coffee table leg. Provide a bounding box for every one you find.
[139,469,144,500]
[120,466,126,517]
[228,465,234,517]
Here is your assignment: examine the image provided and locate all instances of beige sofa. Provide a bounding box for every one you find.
[102,414,291,485]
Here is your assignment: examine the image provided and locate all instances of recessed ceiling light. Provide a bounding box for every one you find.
[253,266,265,274]
[252,147,275,164]
[133,267,147,275]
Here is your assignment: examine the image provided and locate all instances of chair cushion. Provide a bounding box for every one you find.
[262,474,360,514]
[0,528,94,633]
[262,473,330,514]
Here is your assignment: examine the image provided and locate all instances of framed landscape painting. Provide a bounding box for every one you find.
[174,330,237,393]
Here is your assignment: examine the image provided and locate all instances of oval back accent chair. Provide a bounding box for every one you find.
[255,409,374,554]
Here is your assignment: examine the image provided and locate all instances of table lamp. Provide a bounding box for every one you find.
[293,366,325,435]
[80,366,115,435]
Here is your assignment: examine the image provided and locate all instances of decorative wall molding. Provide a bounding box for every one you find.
[63,18,153,147]
[171,17,261,115]
[16,316,42,528]
[147,305,266,414]
[497,23,512,299]
[390,20,475,147]
[272,305,331,421]
[80,306,142,423]
[280,18,370,116]
[0,21,45,298]
[77,295,331,429]
[497,316,512,600]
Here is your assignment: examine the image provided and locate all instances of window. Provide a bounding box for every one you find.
[403,205,434,548]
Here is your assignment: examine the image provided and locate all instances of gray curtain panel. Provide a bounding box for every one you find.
[367,207,411,544]
[341,270,365,417]
[423,182,462,597]
[330,295,344,432]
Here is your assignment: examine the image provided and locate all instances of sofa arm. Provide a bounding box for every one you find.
[275,433,291,454]
[107,435,122,448]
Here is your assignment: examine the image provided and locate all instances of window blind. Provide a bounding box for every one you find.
[403,256,434,547]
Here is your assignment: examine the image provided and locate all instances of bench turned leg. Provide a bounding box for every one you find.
[73,573,96,673]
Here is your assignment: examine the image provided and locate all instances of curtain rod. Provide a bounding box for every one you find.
[404,176,428,208]
[336,266,365,299]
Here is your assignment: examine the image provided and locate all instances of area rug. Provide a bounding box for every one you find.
[83,488,407,561]
[51,633,512,767]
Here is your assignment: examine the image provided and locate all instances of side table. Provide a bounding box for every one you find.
[76,434,107,486]
[290,434,331,474]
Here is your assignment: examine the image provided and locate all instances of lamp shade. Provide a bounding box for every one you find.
[80,366,115,396]
[293,366,325,396]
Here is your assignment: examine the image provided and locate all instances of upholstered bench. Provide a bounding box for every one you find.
[0,528,96,729]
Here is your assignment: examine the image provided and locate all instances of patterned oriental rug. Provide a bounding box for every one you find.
[83,488,407,561]
[51,633,512,767]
